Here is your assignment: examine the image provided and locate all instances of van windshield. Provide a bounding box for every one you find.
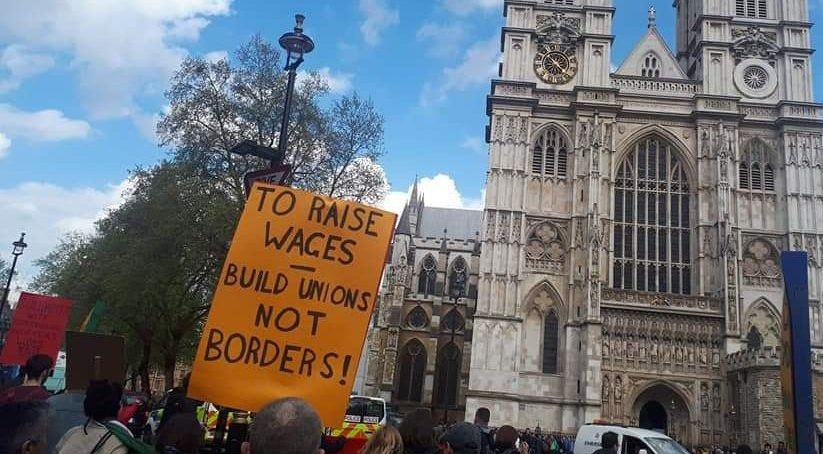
[645,438,689,454]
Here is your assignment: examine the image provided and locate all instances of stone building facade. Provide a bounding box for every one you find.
[364,183,483,422]
[461,0,823,448]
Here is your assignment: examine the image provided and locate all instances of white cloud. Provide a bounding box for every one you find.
[0,0,232,122]
[442,0,502,16]
[461,136,486,153]
[0,133,10,159]
[297,67,354,94]
[420,37,499,106]
[380,174,484,215]
[416,22,469,59]
[0,104,90,142]
[204,50,228,63]
[0,45,55,93]
[0,179,133,281]
[359,0,399,46]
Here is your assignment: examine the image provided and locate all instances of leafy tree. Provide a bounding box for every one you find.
[158,34,388,205]
[35,162,235,392]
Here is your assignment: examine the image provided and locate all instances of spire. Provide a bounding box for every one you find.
[648,5,656,29]
[396,203,412,235]
[409,175,420,204]
[440,228,449,254]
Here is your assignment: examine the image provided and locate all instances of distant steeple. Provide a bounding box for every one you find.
[409,175,420,204]
[648,5,656,29]
[396,203,412,235]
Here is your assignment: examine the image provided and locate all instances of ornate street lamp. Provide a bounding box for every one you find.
[277,14,315,164]
[0,233,27,346]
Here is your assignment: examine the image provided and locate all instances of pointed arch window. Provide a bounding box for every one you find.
[417,255,437,296]
[613,136,692,295]
[435,342,461,406]
[739,140,776,192]
[641,53,661,78]
[405,307,429,329]
[531,127,568,178]
[448,257,468,298]
[441,309,464,332]
[397,340,426,402]
[542,311,560,374]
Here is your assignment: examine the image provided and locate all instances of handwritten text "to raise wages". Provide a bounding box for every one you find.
[200,185,388,385]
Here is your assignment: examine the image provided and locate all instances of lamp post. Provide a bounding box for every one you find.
[0,233,27,346]
[277,14,315,166]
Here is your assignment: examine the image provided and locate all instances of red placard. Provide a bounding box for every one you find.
[0,292,74,365]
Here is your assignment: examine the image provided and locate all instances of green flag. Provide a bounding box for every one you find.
[80,300,105,332]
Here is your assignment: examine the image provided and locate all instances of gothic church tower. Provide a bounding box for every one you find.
[467,0,823,446]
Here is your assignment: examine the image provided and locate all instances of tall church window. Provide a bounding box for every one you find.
[613,136,692,295]
[417,255,437,296]
[641,53,661,78]
[531,127,568,178]
[542,311,559,374]
[739,140,775,192]
[435,342,461,406]
[736,0,768,18]
[397,339,426,402]
[448,257,468,298]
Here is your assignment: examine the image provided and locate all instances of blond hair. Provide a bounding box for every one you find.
[361,426,404,454]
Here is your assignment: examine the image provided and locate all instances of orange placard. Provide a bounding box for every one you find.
[188,183,396,426]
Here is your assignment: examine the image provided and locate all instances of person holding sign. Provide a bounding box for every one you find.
[0,354,54,404]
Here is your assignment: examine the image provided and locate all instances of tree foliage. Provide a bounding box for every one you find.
[35,162,235,392]
[158,34,388,205]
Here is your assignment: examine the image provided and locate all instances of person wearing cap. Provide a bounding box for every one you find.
[440,422,482,454]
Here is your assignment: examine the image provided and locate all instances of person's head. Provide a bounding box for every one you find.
[398,409,437,451]
[736,445,753,454]
[156,413,204,454]
[0,401,50,454]
[473,408,490,427]
[22,355,54,385]
[242,397,323,454]
[764,444,772,451]
[601,432,618,450]
[493,425,518,451]
[360,425,403,454]
[439,422,481,454]
[777,442,785,450]
[84,380,123,422]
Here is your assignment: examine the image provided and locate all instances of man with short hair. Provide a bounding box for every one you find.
[762,443,774,454]
[441,422,482,454]
[0,354,54,404]
[592,431,618,454]
[0,401,50,454]
[242,397,324,454]
[474,407,493,454]
[776,441,786,454]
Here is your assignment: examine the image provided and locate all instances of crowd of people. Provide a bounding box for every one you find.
[0,354,795,454]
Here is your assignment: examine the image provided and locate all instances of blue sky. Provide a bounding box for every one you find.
[1,0,823,282]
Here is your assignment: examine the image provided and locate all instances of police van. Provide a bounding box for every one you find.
[573,424,689,454]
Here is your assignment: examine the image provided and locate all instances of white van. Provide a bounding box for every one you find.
[573,424,689,454]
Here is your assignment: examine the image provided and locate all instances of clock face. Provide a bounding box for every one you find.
[534,44,578,85]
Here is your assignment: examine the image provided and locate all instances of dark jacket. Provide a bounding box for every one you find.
[592,448,618,454]
[404,446,441,454]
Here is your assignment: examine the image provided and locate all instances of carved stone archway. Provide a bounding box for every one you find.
[629,381,694,447]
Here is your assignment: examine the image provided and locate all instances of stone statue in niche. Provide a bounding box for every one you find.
[687,346,695,365]
[614,376,623,402]
[602,376,610,401]
[675,345,684,363]
[650,342,658,361]
[602,338,610,357]
[701,383,709,410]
[712,383,721,412]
